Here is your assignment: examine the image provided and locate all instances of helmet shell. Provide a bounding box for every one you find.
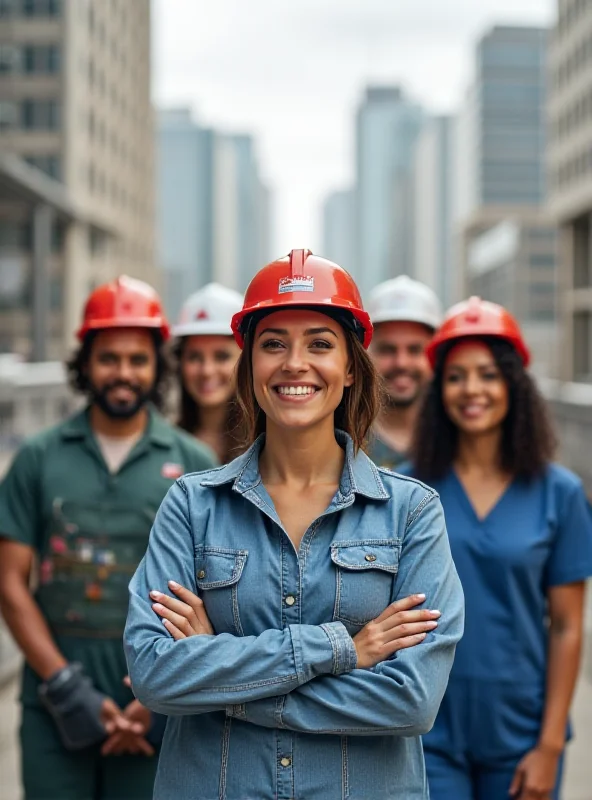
[425,296,530,368]
[231,249,372,349]
[366,275,442,331]
[76,276,170,341]
[173,283,244,337]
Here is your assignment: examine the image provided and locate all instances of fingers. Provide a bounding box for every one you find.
[380,608,441,632]
[152,601,196,635]
[100,698,129,735]
[382,619,439,643]
[150,590,194,620]
[509,766,524,798]
[162,619,188,640]
[385,632,428,655]
[123,675,132,688]
[169,581,214,634]
[373,594,426,623]
[101,732,155,757]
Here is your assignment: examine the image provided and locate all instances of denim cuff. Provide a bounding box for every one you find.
[320,621,358,674]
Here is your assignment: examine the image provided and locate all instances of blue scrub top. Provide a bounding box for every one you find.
[404,464,592,682]
[401,463,592,760]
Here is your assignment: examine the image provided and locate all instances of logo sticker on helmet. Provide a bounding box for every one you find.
[278,276,315,294]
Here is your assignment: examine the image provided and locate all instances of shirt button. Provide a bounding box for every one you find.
[365,554,377,562]
[197,570,206,579]
[280,757,292,767]
[285,595,296,606]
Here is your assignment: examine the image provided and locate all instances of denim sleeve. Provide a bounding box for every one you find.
[123,481,357,716]
[235,492,465,736]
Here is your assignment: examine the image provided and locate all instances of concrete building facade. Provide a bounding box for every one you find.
[466,217,558,377]
[0,0,156,359]
[412,115,456,308]
[548,0,592,383]
[321,188,355,275]
[157,108,270,321]
[355,86,423,295]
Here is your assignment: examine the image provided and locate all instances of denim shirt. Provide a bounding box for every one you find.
[124,432,464,800]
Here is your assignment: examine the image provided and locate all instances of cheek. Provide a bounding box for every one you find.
[181,361,201,384]
[441,384,458,415]
[492,384,510,414]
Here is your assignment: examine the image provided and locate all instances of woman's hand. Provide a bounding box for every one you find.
[509,745,561,799]
[352,594,440,669]
[150,581,214,639]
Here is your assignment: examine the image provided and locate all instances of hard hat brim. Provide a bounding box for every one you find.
[172,322,235,338]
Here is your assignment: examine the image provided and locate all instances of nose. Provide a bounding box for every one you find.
[464,372,482,395]
[282,343,308,374]
[116,359,134,382]
[199,357,215,377]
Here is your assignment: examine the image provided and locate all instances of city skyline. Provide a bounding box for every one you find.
[153,0,554,256]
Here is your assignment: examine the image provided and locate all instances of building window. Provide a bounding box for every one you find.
[0,100,18,129]
[24,154,61,180]
[21,99,60,130]
[22,0,61,16]
[0,0,16,17]
[573,213,591,289]
[574,311,592,381]
[23,44,61,74]
[0,44,20,73]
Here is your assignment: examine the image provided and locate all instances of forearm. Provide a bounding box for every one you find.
[0,581,66,680]
[539,625,583,752]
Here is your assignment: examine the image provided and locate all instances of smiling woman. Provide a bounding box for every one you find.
[402,297,592,800]
[124,249,464,800]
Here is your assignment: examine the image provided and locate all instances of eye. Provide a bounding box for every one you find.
[261,339,284,350]
[482,371,500,381]
[310,339,333,350]
[214,351,233,363]
[444,373,461,383]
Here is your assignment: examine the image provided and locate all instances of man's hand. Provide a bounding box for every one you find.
[150,580,214,639]
[101,697,154,757]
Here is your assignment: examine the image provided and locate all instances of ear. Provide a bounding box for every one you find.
[344,362,354,388]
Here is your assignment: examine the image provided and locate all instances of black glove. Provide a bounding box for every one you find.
[38,662,108,751]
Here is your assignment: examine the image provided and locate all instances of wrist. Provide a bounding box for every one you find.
[537,739,564,757]
[39,655,68,682]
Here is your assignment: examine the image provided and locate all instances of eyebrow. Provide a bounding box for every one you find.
[257,326,338,339]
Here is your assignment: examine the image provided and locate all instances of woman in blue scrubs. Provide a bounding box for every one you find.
[406,297,592,800]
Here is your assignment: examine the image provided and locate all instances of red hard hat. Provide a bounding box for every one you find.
[425,296,530,368]
[76,275,170,341]
[231,249,373,349]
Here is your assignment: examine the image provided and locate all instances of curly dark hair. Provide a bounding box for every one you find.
[412,336,557,482]
[173,338,247,464]
[66,330,171,412]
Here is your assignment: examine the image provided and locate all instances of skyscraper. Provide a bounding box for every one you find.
[355,86,424,295]
[157,109,270,320]
[322,188,355,273]
[0,0,156,358]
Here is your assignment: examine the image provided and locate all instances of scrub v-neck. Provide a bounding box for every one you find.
[451,469,514,524]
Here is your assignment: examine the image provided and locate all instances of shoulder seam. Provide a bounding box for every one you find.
[406,490,438,530]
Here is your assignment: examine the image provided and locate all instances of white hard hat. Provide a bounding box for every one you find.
[173,283,244,337]
[366,276,443,331]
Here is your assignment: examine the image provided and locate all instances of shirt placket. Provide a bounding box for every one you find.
[276,531,299,799]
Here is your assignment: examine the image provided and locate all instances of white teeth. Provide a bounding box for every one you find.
[277,385,316,396]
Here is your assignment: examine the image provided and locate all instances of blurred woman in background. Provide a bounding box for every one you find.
[173,283,244,463]
[404,297,592,800]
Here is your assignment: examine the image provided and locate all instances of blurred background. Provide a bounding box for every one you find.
[1,0,592,797]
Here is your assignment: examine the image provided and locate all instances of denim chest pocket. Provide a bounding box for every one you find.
[195,546,248,636]
[331,540,401,634]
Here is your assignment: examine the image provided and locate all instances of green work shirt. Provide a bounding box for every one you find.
[0,406,216,707]
[366,430,408,471]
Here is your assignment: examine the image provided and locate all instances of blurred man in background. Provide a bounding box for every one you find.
[0,276,215,800]
[366,276,443,469]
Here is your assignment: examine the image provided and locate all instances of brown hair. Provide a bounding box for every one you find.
[173,338,247,464]
[235,323,380,452]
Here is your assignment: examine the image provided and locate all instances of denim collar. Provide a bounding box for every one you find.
[200,430,389,502]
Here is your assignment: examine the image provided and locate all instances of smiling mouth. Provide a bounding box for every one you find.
[274,385,320,397]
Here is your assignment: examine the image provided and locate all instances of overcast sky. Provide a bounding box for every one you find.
[152,0,555,256]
